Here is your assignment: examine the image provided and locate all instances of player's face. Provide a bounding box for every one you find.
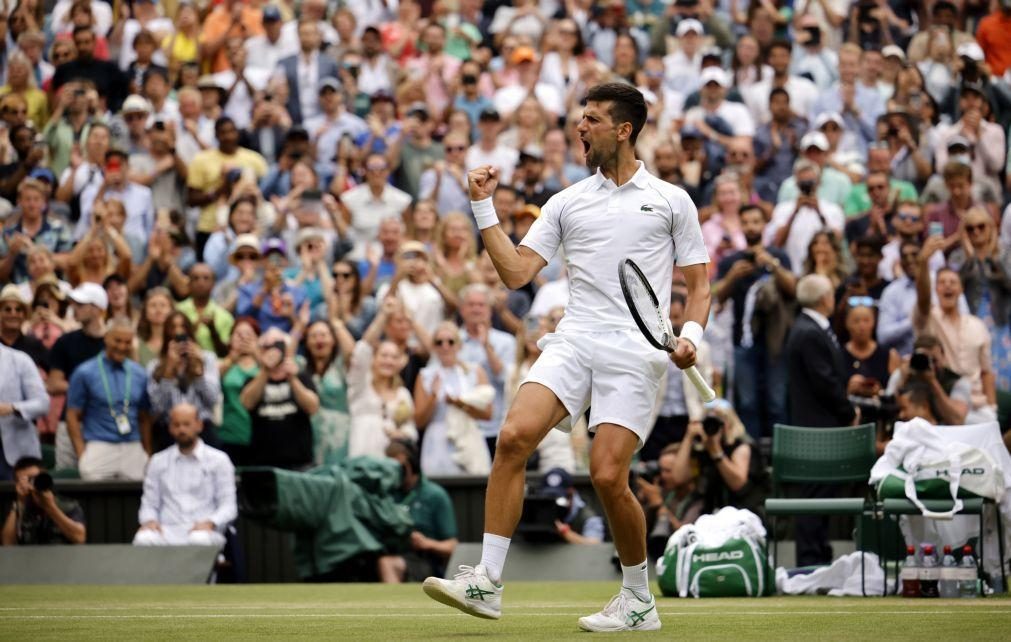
[577,101,620,171]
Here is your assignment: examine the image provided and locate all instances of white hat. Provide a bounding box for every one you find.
[68,282,108,311]
[121,94,152,114]
[800,131,830,151]
[814,111,845,129]
[699,66,730,88]
[881,45,906,61]
[956,42,985,62]
[675,18,704,38]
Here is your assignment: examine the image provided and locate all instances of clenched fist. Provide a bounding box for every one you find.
[468,166,499,201]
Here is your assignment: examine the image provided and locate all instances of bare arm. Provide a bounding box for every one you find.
[66,407,85,457]
[413,374,439,429]
[2,507,15,545]
[37,493,86,544]
[289,372,319,415]
[239,368,269,410]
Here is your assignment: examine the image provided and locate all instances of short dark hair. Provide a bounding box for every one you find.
[386,439,420,476]
[767,39,792,55]
[769,86,790,102]
[854,235,884,255]
[14,456,45,473]
[215,116,236,132]
[143,67,169,85]
[585,82,647,145]
[670,292,687,308]
[942,161,972,182]
[72,25,93,38]
[936,266,960,281]
[739,204,764,220]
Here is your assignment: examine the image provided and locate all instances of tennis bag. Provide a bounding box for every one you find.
[656,508,773,598]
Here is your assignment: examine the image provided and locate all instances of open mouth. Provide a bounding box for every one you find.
[581,138,590,157]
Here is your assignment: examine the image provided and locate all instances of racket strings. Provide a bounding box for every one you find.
[623,265,666,341]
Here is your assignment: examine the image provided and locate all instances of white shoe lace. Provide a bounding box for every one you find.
[453,565,480,581]
[600,592,629,619]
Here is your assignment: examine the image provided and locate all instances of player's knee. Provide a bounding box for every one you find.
[589,459,626,497]
[495,422,539,464]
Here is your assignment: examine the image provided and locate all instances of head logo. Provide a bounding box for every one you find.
[692,550,745,563]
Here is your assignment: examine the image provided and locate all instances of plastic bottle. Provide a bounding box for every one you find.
[919,544,940,598]
[938,545,958,598]
[957,545,978,598]
[900,545,920,597]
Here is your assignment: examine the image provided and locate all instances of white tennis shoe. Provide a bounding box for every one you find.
[578,589,661,632]
[422,564,503,620]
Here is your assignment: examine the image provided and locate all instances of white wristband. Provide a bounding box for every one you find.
[679,321,704,351]
[470,198,500,230]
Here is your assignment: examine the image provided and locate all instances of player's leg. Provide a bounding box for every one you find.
[422,382,569,620]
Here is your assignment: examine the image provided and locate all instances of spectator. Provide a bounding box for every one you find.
[305,80,367,168]
[924,162,989,246]
[0,286,47,369]
[348,319,418,458]
[540,467,605,545]
[134,287,171,367]
[466,108,516,184]
[934,83,1006,187]
[283,228,333,313]
[0,122,46,202]
[833,237,889,331]
[134,403,236,548]
[322,259,376,340]
[378,241,448,337]
[204,197,259,282]
[700,174,747,276]
[810,44,884,145]
[842,302,899,404]
[2,457,85,544]
[163,3,202,75]
[684,67,756,142]
[743,39,819,125]
[713,205,795,440]
[301,320,354,465]
[414,321,492,476]
[378,439,458,583]
[878,239,932,357]
[146,312,221,452]
[244,5,294,73]
[765,159,846,274]
[392,103,443,199]
[275,20,340,125]
[885,334,972,426]
[907,2,974,64]
[131,117,187,213]
[913,236,996,413]
[921,137,1004,212]
[110,93,153,156]
[472,250,530,335]
[217,317,260,465]
[976,0,1011,78]
[754,87,808,198]
[240,328,319,469]
[200,0,265,74]
[340,153,412,255]
[127,222,191,299]
[65,201,134,287]
[0,179,73,284]
[0,341,48,481]
[51,26,128,113]
[177,263,234,357]
[76,149,155,244]
[419,132,472,217]
[777,131,853,207]
[66,316,152,481]
[843,144,918,218]
[0,52,47,129]
[235,238,307,334]
[845,172,895,247]
[54,122,110,225]
[357,26,397,96]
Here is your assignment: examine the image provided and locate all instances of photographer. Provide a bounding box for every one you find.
[635,444,704,560]
[885,334,972,427]
[669,400,764,519]
[540,468,604,545]
[2,457,86,545]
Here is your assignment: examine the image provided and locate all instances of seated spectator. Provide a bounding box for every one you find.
[134,403,237,548]
[914,236,996,413]
[66,317,152,481]
[776,131,853,207]
[64,203,134,287]
[0,285,48,369]
[2,457,86,545]
[235,238,307,334]
[217,318,260,465]
[146,312,221,452]
[177,263,234,358]
[76,149,155,244]
[843,302,899,402]
[378,439,458,583]
[240,328,319,470]
[432,211,478,300]
[340,153,412,256]
[419,132,472,217]
[539,467,605,545]
[765,159,846,275]
[135,287,173,367]
[924,162,989,248]
[301,320,354,465]
[637,443,704,560]
[414,321,492,476]
[204,196,260,282]
[885,334,971,427]
[320,259,376,340]
[0,342,49,481]
[0,178,74,284]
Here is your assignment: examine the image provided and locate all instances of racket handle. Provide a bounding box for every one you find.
[684,365,716,403]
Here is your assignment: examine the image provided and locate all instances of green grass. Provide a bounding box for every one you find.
[2,583,1009,640]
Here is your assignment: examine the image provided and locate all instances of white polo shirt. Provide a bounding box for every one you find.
[520,161,708,335]
[762,199,845,275]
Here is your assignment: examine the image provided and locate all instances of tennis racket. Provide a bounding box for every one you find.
[618,258,717,402]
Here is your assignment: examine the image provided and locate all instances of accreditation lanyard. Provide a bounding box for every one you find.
[97,354,132,419]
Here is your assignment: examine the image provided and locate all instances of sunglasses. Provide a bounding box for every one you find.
[966,223,987,233]
[896,212,920,222]
[848,296,876,308]
[434,338,456,347]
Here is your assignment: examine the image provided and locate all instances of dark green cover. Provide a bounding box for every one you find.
[876,467,982,501]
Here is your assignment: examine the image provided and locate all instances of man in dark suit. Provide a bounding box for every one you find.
[276,19,340,124]
[784,273,857,566]
[51,27,128,113]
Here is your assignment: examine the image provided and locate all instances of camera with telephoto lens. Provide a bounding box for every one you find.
[632,460,661,485]
[32,471,53,493]
[702,415,724,436]
[797,179,817,196]
[910,350,932,373]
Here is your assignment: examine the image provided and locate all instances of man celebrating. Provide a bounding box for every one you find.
[423,84,710,632]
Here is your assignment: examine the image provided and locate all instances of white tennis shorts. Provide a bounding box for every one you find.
[521,330,668,447]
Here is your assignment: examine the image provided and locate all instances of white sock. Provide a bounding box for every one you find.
[621,560,651,601]
[479,533,511,584]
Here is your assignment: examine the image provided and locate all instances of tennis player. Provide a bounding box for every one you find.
[423,83,710,632]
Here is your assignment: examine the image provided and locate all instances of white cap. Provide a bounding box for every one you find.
[956,42,985,62]
[814,111,845,130]
[699,66,730,88]
[881,45,906,61]
[675,18,704,38]
[121,94,152,114]
[800,131,830,151]
[68,282,108,311]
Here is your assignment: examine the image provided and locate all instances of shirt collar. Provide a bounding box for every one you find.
[802,308,831,330]
[591,160,648,191]
[173,438,206,461]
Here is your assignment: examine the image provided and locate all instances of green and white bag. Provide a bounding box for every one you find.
[656,508,773,598]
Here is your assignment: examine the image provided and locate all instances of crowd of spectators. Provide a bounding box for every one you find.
[1,0,1011,574]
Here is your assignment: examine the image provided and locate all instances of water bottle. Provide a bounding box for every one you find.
[900,545,920,598]
[919,544,939,598]
[938,545,958,598]
[958,545,978,598]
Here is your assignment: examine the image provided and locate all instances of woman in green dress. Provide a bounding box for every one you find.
[301,319,356,466]
[218,317,261,465]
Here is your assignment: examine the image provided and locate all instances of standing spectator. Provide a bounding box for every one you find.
[235,238,307,334]
[51,26,128,112]
[406,23,461,117]
[321,260,376,340]
[683,67,756,140]
[130,118,187,214]
[0,286,47,369]
[276,20,340,125]
[0,179,73,284]
[244,5,295,73]
[465,108,516,185]
[217,318,260,465]
[934,83,1006,187]
[924,162,987,244]
[419,131,472,217]
[203,197,259,282]
[0,123,48,203]
[843,144,918,218]
[133,403,237,548]
[391,103,443,199]
[0,52,47,129]
[340,153,412,254]
[914,236,996,414]
[177,263,234,357]
[187,117,268,256]
[301,320,354,465]
[76,149,155,244]
[200,0,265,73]
[358,218,403,297]
[743,39,819,126]
[776,132,853,207]
[240,328,319,469]
[379,242,448,336]
[304,79,367,167]
[378,439,458,583]
[54,122,110,225]
[432,212,477,299]
[713,205,796,440]
[1,457,85,545]
[66,317,152,481]
[0,343,48,481]
[764,159,846,274]
[357,26,397,96]
[842,303,898,402]
[414,321,492,476]
[878,243,933,357]
[809,44,884,144]
[754,88,808,197]
[976,0,1011,78]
